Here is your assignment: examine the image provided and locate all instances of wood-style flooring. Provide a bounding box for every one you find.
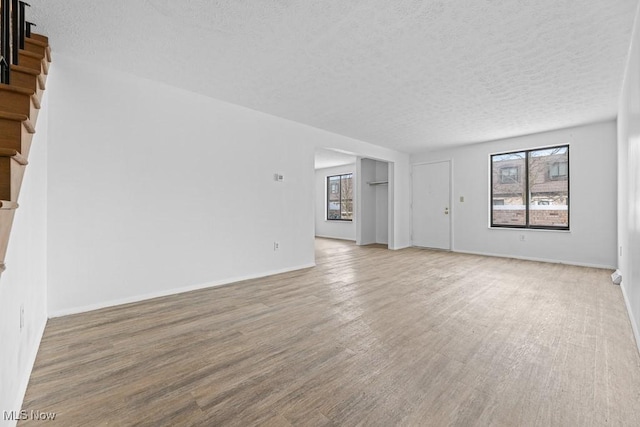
[20,238,640,426]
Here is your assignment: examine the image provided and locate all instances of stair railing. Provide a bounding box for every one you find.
[25,20,33,37]
[0,0,31,84]
[18,2,28,48]
[10,0,18,64]
[0,0,10,83]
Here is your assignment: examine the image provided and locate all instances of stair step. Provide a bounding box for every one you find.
[28,33,48,45]
[0,149,28,165]
[18,50,47,75]
[10,64,44,93]
[0,84,40,118]
[0,149,28,202]
[0,112,36,134]
[24,37,51,62]
[11,64,39,77]
[10,64,47,101]
[0,134,32,158]
[0,137,22,155]
[0,112,35,157]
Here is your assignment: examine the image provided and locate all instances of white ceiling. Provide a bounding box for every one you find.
[30,0,639,153]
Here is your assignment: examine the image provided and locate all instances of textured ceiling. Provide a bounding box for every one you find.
[30,0,639,152]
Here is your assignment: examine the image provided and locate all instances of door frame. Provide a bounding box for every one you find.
[411,159,453,250]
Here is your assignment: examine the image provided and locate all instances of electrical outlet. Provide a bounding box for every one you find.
[274,241,279,251]
[20,304,24,331]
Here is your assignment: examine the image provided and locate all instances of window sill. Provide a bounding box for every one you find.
[489,226,570,233]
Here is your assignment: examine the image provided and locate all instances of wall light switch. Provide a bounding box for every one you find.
[274,173,284,182]
[460,196,464,202]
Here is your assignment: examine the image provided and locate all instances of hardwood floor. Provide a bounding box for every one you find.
[20,238,640,426]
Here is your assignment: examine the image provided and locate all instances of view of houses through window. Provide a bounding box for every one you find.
[327,173,353,220]
[491,145,569,229]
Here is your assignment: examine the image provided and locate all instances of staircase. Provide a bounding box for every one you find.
[0,0,50,273]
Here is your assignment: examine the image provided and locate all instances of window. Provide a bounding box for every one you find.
[549,161,568,180]
[499,166,519,184]
[491,145,569,229]
[327,173,353,220]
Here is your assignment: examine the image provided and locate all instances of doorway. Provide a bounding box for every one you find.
[357,158,390,247]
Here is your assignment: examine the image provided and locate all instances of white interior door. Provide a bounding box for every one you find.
[412,161,451,250]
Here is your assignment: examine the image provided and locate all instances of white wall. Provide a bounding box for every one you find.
[618,2,640,353]
[412,121,618,269]
[0,95,49,427]
[47,54,411,315]
[314,164,355,240]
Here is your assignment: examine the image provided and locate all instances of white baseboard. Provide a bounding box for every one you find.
[48,263,316,318]
[620,281,640,355]
[315,235,356,242]
[452,249,616,270]
[390,243,411,250]
[12,314,47,424]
